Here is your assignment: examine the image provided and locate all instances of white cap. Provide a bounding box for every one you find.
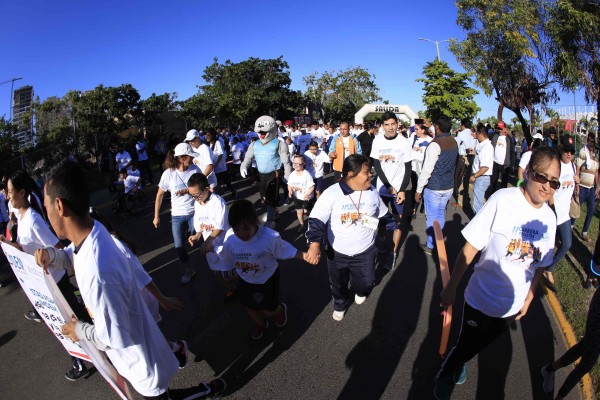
[185,129,200,142]
[174,143,199,158]
[533,133,543,140]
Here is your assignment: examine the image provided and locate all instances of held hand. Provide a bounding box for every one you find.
[415,192,422,203]
[61,316,80,342]
[188,234,200,247]
[515,300,531,321]
[396,191,405,205]
[440,286,456,307]
[34,248,51,275]
[574,176,580,184]
[306,245,321,265]
[159,296,184,312]
[469,175,476,184]
[240,168,248,178]
[153,216,160,228]
[0,234,7,244]
[199,237,214,255]
[329,152,337,160]
[175,189,187,196]
[387,186,397,196]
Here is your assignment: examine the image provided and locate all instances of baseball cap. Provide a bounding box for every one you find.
[185,129,200,142]
[497,121,505,129]
[532,132,544,140]
[174,143,199,158]
[560,134,575,153]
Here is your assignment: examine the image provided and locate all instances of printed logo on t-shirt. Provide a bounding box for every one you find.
[235,261,260,273]
[378,149,398,163]
[198,223,215,232]
[504,225,548,265]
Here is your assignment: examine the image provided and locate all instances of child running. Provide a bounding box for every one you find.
[303,141,331,199]
[287,155,315,233]
[187,173,238,301]
[207,199,317,339]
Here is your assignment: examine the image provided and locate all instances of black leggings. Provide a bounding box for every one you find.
[437,302,518,379]
[555,288,600,397]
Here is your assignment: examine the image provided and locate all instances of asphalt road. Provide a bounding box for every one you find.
[0,174,581,400]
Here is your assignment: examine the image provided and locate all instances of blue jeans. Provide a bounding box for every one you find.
[472,175,490,214]
[547,220,572,272]
[578,186,596,233]
[171,213,195,263]
[424,188,453,249]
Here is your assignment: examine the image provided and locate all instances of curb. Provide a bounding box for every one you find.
[545,252,593,400]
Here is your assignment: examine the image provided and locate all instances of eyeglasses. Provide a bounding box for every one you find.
[529,169,560,190]
[293,162,305,166]
[190,187,208,201]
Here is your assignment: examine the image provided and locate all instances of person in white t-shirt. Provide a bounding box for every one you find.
[206,129,236,198]
[208,199,315,340]
[230,137,245,180]
[184,129,217,189]
[469,126,494,214]
[114,168,141,214]
[370,112,413,269]
[154,143,202,284]
[517,138,544,184]
[187,173,238,301]
[434,147,559,399]
[40,161,225,399]
[115,144,132,171]
[304,141,331,198]
[288,155,316,233]
[545,135,579,288]
[306,154,395,321]
[0,170,92,382]
[136,134,154,186]
[410,124,432,217]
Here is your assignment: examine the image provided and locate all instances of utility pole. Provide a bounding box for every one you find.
[418,38,450,62]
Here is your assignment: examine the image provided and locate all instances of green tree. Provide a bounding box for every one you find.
[136,92,176,135]
[451,0,557,143]
[0,116,19,163]
[416,60,480,121]
[547,0,600,121]
[183,57,301,128]
[303,66,381,123]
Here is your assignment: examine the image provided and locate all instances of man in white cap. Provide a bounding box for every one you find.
[184,129,217,190]
[240,116,292,228]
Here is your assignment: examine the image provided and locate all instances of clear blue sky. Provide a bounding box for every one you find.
[0,0,590,125]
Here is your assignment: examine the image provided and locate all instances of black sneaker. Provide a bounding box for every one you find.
[24,309,42,322]
[173,340,189,369]
[65,362,89,381]
[170,378,226,399]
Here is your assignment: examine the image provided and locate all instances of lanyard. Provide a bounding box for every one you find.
[348,190,363,215]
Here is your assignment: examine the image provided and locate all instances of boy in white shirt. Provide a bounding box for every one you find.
[287,155,315,233]
[304,141,331,198]
[42,161,225,400]
[114,168,140,214]
[207,199,316,340]
[187,173,238,301]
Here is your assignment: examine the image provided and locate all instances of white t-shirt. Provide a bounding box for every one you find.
[370,134,414,197]
[287,169,315,200]
[17,207,64,283]
[157,165,201,216]
[126,167,141,178]
[311,128,325,146]
[309,184,389,256]
[519,150,532,171]
[472,139,494,176]
[411,136,431,176]
[554,161,577,224]
[123,175,140,194]
[303,150,330,179]
[136,141,149,161]
[215,226,298,284]
[463,187,556,318]
[115,151,132,170]
[210,140,228,174]
[493,135,507,164]
[192,143,217,187]
[455,129,475,156]
[231,143,244,165]
[193,193,231,272]
[74,221,178,397]
[342,136,351,158]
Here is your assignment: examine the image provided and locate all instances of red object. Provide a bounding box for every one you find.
[284,120,293,126]
[433,220,453,358]
[497,121,505,129]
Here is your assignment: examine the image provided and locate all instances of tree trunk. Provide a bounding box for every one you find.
[512,108,532,145]
[497,103,504,122]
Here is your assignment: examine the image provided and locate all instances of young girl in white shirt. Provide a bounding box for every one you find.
[287,155,315,233]
[434,147,560,399]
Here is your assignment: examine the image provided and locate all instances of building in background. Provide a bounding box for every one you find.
[12,85,35,147]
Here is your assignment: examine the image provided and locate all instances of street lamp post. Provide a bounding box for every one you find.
[418,38,450,61]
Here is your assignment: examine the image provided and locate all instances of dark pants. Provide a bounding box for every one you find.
[216,171,235,195]
[437,302,518,379]
[326,244,377,311]
[138,159,154,185]
[578,186,596,233]
[486,162,509,199]
[547,220,572,272]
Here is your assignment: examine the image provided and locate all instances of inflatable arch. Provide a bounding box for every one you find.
[354,104,418,125]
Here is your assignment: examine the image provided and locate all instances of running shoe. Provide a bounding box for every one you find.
[251,320,268,340]
[454,363,468,385]
[355,294,367,305]
[24,309,42,322]
[332,309,346,321]
[174,340,189,369]
[65,362,89,381]
[433,375,455,400]
[275,303,288,328]
[540,364,554,394]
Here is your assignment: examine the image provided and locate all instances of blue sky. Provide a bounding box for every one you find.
[0,0,591,125]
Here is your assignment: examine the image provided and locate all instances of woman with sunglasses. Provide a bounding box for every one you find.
[153,143,202,284]
[574,134,599,244]
[544,135,579,289]
[434,147,559,399]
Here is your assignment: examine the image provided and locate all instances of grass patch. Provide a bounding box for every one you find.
[554,201,600,397]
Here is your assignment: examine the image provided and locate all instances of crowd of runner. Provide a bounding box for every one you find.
[0,112,598,399]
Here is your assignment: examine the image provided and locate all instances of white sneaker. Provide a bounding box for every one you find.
[332,310,345,321]
[355,294,367,305]
[540,364,554,394]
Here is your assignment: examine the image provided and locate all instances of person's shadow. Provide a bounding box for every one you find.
[337,235,428,399]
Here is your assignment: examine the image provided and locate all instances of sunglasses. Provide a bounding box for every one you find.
[529,169,560,190]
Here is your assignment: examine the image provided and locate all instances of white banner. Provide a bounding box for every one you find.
[2,243,133,399]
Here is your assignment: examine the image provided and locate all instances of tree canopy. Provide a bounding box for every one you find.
[416,60,480,122]
[303,66,381,123]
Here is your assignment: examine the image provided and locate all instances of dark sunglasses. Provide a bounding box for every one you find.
[530,169,560,190]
